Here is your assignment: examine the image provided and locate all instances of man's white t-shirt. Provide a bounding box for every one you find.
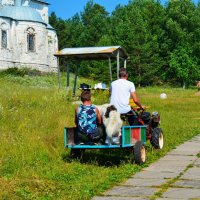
[110,79,135,114]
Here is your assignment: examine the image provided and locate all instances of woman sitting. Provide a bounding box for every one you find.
[75,90,105,144]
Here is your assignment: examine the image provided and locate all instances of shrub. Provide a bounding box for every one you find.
[0,67,43,77]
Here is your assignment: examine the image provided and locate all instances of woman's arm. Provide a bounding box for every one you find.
[75,107,78,126]
[95,107,102,125]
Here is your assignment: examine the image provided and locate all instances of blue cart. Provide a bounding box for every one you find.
[64,125,147,164]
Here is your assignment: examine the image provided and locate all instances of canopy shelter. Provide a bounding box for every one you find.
[54,46,128,96]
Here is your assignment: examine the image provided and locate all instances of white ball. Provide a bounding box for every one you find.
[160,93,167,99]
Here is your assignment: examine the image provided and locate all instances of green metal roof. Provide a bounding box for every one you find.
[0,6,45,24]
[33,0,49,5]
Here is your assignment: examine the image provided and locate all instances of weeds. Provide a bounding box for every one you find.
[0,71,200,199]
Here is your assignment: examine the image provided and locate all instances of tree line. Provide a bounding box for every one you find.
[49,0,200,88]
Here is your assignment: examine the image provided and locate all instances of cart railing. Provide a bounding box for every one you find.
[64,125,146,149]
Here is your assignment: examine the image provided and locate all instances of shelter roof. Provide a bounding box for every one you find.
[54,46,128,60]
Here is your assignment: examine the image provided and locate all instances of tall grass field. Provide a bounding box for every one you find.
[0,71,200,199]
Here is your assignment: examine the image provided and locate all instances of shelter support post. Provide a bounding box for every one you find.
[124,59,127,68]
[108,57,112,83]
[57,57,61,89]
[117,50,120,79]
[73,62,79,97]
[54,46,128,95]
[66,63,70,90]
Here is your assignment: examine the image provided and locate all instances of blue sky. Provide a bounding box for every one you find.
[48,0,132,19]
[47,0,199,20]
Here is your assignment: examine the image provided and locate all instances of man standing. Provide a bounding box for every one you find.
[110,68,144,125]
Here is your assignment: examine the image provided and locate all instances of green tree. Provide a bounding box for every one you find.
[75,1,110,79]
[165,0,197,49]
[169,46,198,88]
[49,0,200,87]
[163,0,200,86]
[193,3,200,66]
[110,0,166,86]
[79,0,109,46]
[49,12,69,50]
[49,12,58,28]
[68,14,85,47]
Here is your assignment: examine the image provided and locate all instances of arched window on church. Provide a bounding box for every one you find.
[1,30,7,49]
[27,27,35,52]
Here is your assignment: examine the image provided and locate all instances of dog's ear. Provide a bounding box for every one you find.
[104,105,117,118]
[104,106,111,118]
[110,105,117,111]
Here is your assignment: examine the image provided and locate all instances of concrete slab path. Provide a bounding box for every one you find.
[92,134,200,200]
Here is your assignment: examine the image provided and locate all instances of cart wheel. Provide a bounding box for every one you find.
[150,128,164,149]
[70,148,84,159]
[134,141,146,165]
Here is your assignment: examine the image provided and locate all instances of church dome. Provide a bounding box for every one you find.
[0,6,46,24]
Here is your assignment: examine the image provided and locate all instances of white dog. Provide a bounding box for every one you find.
[96,104,123,144]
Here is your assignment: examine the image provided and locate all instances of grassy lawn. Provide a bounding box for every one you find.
[0,73,200,200]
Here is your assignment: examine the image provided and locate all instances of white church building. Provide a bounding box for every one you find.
[0,0,58,72]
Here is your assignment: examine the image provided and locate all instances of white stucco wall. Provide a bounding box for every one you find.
[0,1,58,72]
[15,21,47,61]
[47,29,58,71]
[0,18,13,69]
[0,19,58,72]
